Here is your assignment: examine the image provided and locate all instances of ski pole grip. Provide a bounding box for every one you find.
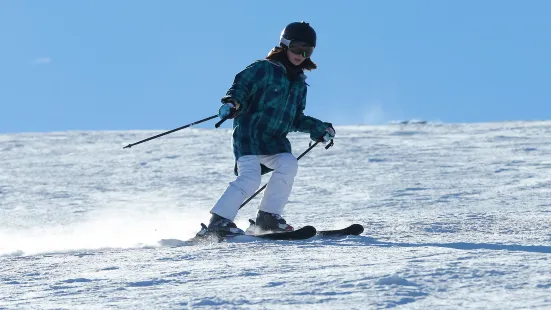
[215,116,229,128]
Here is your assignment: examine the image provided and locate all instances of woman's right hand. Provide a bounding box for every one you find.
[218,101,240,119]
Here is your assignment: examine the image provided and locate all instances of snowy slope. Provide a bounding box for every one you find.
[1,121,551,309]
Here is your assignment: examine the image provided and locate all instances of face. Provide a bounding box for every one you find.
[286,48,306,66]
[286,41,315,66]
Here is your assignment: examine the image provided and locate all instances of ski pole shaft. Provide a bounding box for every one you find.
[123,115,218,149]
[238,141,321,210]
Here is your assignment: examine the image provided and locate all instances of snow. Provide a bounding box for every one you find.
[1,120,551,309]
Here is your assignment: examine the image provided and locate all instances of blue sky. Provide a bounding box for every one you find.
[1,1,550,133]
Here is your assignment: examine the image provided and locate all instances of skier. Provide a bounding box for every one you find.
[199,21,335,237]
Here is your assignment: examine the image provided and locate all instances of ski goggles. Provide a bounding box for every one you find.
[288,41,315,58]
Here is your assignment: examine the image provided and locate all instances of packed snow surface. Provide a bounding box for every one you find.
[1,121,551,309]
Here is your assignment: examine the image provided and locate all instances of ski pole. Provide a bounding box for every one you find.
[238,139,334,210]
[215,116,229,128]
[123,115,218,149]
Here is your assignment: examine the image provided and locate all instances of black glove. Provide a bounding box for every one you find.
[316,124,335,142]
[218,99,241,119]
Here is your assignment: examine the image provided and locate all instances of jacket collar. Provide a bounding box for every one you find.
[266,59,308,82]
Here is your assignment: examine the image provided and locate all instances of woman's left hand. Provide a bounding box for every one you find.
[318,125,335,142]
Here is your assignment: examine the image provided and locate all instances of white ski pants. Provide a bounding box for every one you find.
[210,153,298,221]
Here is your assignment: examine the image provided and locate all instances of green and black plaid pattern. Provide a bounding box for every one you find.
[221,60,329,160]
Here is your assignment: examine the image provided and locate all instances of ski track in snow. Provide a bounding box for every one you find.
[1,121,551,309]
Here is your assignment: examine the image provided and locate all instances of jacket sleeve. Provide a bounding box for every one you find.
[291,88,331,141]
[221,60,266,111]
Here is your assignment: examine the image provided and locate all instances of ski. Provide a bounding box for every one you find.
[180,223,317,245]
[317,223,364,237]
[160,223,363,247]
[248,225,317,241]
[165,223,365,247]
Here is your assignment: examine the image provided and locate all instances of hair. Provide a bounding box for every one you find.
[265,44,317,71]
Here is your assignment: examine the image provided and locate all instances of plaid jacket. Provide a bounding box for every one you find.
[221,59,330,161]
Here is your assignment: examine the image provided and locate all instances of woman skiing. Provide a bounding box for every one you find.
[200,21,335,237]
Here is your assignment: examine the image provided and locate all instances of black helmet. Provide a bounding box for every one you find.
[280,21,316,47]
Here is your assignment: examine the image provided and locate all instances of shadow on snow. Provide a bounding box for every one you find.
[315,236,551,254]
[159,235,551,255]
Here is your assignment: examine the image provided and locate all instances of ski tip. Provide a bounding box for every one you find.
[349,224,364,235]
[316,223,365,237]
[301,225,317,235]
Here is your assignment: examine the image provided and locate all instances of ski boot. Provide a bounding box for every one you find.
[194,213,244,242]
[246,210,294,235]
